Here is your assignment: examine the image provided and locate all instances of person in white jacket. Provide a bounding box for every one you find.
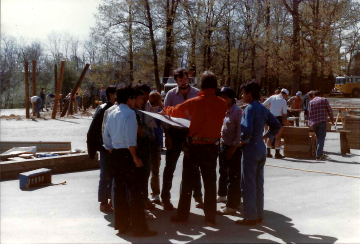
[263,88,288,158]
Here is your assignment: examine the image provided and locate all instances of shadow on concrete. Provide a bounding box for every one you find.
[325,151,360,158]
[54,119,80,124]
[280,158,324,164]
[325,158,360,165]
[104,209,338,243]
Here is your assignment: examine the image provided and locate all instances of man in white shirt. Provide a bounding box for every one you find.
[263,88,288,158]
[30,96,42,118]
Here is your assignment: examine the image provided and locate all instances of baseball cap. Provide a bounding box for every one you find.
[220,86,236,99]
[296,91,302,96]
[281,88,289,95]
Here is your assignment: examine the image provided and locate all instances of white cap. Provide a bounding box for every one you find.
[281,88,289,95]
[296,91,302,96]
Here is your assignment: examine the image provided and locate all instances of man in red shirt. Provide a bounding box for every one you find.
[161,71,227,226]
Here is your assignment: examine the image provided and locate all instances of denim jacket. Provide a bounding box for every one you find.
[240,100,281,145]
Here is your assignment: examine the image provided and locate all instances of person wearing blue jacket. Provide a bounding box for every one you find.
[236,80,281,226]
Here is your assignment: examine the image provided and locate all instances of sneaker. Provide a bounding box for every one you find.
[217,196,227,203]
[194,197,204,209]
[151,195,161,205]
[144,198,155,210]
[235,219,257,226]
[266,153,273,158]
[162,200,174,210]
[132,230,157,237]
[274,153,285,159]
[100,203,114,213]
[216,207,236,215]
[145,210,156,219]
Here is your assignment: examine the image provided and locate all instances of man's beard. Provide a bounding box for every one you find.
[179,84,189,90]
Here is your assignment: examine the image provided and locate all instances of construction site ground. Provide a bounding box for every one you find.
[1,97,359,243]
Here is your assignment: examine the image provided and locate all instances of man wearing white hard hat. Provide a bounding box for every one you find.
[263,88,288,158]
[287,91,304,126]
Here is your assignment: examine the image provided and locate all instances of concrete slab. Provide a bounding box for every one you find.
[1,109,359,243]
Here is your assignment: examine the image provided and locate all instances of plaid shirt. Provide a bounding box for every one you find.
[308,97,334,126]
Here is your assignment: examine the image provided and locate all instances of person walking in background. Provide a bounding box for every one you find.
[45,93,55,111]
[216,86,243,216]
[263,88,288,159]
[303,90,315,124]
[236,80,281,226]
[287,91,304,126]
[40,88,46,112]
[30,95,42,118]
[87,86,117,213]
[100,86,106,104]
[308,90,334,161]
[162,71,228,226]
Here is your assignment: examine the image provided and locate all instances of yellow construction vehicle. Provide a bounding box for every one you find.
[331,76,360,97]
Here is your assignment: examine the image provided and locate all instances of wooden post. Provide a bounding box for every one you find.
[25,62,30,118]
[61,64,90,117]
[340,131,351,154]
[52,61,66,119]
[74,99,78,113]
[54,64,58,93]
[32,60,37,116]
[59,96,63,113]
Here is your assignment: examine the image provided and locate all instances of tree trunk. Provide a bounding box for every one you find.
[128,2,134,84]
[264,1,270,89]
[145,0,161,91]
[291,0,301,95]
[163,0,179,78]
[226,18,231,86]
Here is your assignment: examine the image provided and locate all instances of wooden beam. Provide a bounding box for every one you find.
[61,64,90,117]
[51,61,66,119]
[54,64,58,93]
[0,141,71,153]
[25,62,30,118]
[32,60,37,116]
[0,153,99,181]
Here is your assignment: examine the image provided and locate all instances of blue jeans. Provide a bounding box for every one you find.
[35,98,42,118]
[161,128,202,202]
[242,139,266,220]
[98,148,112,203]
[313,122,327,157]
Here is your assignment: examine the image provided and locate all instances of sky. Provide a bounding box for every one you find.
[1,0,102,43]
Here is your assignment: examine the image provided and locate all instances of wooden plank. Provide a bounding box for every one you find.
[340,131,350,154]
[32,60,37,116]
[61,64,90,117]
[0,141,71,153]
[0,153,99,181]
[52,61,65,119]
[25,62,30,118]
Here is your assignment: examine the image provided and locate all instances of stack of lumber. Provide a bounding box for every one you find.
[344,115,360,149]
[0,141,71,154]
[283,126,312,159]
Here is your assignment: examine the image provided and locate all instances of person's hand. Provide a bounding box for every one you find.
[165,136,173,150]
[331,121,335,125]
[108,149,112,154]
[159,110,166,115]
[263,135,268,141]
[226,147,236,160]
[133,156,142,168]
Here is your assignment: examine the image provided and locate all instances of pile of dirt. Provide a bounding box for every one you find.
[0,114,22,120]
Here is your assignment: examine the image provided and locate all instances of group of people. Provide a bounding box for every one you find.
[86,67,291,237]
[30,88,55,118]
[261,86,334,160]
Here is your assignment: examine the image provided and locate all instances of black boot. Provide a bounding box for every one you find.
[274,149,285,159]
[266,148,273,158]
